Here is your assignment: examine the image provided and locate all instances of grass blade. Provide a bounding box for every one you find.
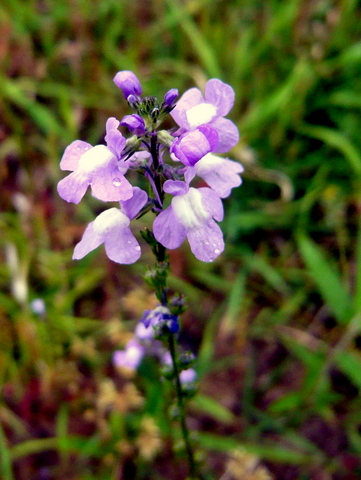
[297,233,352,324]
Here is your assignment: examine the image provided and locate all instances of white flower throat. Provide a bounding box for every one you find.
[172,188,210,229]
[186,103,217,129]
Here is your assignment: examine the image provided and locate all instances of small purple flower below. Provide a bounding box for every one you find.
[113,339,144,371]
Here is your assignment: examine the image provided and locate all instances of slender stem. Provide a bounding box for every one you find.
[150,134,164,205]
[144,168,163,208]
[167,331,199,479]
[152,244,199,478]
[148,133,199,478]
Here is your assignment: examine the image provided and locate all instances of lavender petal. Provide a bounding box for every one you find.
[120,186,148,220]
[153,206,186,249]
[60,140,92,171]
[211,117,239,153]
[205,79,235,117]
[187,221,224,262]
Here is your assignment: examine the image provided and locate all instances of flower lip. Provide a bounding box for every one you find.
[153,185,225,262]
[172,188,211,230]
[72,188,148,265]
[77,145,114,173]
[92,208,129,236]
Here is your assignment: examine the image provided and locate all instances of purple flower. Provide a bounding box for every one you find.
[57,118,132,204]
[135,320,155,341]
[185,153,244,198]
[73,187,148,264]
[113,339,144,370]
[140,306,179,333]
[153,180,224,262]
[170,125,219,167]
[171,79,239,153]
[120,114,147,136]
[113,70,142,99]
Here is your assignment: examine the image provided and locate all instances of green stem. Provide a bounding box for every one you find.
[147,130,199,477]
[152,244,199,478]
[167,331,198,479]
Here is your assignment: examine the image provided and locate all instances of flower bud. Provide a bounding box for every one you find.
[178,352,195,369]
[157,130,174,148]
[163,88,178,106]
[120,114,147,136]
[179,368,197,384]
[169,294,187,315]
[113,70,142,99]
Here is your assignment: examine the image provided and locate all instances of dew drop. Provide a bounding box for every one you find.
[214,248,220,254]
[127,240,132,244]
[112,177,122,187]
[204,241,210,245]
[135,246,141,251]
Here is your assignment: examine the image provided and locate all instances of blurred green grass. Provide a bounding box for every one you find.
[1,0,361,479]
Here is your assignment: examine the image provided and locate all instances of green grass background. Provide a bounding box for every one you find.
[1,0,361,479]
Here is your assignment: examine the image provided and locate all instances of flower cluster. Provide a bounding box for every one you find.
[113,306,196,386]
[58,70,243,263]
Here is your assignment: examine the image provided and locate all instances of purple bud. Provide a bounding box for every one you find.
[180,368,197,384]
[163,89,178,106]
[113,71,142,99]
[162,351,172,366]
[127,94,138,108]
[167,318,180,334]
[120,114,147,136]
[30,298,46,316]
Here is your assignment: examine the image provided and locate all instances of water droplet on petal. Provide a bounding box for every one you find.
[135,246,141,251]
[204,241,209,245]
[214,248,220,254]
[127,240,132,244]
[113,177,122,187]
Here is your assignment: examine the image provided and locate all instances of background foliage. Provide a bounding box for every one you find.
[1,0,361,479]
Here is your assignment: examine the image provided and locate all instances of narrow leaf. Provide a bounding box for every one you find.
[298,234,352,324]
